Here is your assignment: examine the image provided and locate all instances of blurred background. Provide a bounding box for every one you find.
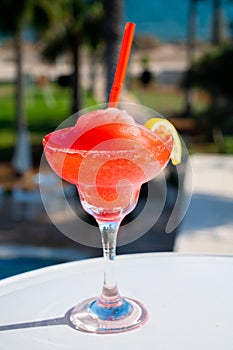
[0,0,233,279]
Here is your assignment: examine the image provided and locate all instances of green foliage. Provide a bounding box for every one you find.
[0,0,28,33]
[0,0,57,35]
[131,88,207,116]
[140,56,150,67]
[41,0,104,113]
[183,45,233,101]
[0,82,98,161]
[0,82,98,131]
[83,1,104,51]
[42,0,104,61]
[31,1,58,35]
[222,136,233,154]
[182,44,233,135]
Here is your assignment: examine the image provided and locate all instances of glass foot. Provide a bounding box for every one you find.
[68,297,149,334]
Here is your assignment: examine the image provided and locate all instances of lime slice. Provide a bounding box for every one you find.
[144,118,182,165]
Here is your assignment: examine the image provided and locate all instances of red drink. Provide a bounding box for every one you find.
[43,108,173,218]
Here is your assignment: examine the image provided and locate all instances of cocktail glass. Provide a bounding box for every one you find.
[42,103,173,334]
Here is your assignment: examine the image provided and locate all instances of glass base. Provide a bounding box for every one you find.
[68,297,149,334]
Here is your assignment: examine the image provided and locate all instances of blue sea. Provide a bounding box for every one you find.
[0,1,233,43]
[124,0,233,42]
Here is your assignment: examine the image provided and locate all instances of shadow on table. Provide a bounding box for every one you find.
[0,308,76,332]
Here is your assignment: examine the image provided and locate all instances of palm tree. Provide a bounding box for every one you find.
[187,0,198,62]
[43,0,104,113]
[184,0,199,115]
[184,0,210,115]
[212,0,223,45]
[182,44,233,141]
[0,0,56,174]
[103,0,123,101]
[84,2,104,96]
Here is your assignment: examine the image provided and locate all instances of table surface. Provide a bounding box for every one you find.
[0,253,233,350]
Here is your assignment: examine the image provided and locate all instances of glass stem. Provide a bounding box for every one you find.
[97,220,122,307]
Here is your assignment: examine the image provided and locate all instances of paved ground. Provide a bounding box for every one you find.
[175,154,233,254]
[0,177,178,260]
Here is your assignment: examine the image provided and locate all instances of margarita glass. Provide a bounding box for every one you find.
[43,104,174,334]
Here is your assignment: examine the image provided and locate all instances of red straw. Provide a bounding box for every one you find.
[109,22,136,107]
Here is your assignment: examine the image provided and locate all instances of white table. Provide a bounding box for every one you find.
[0,253,233,349]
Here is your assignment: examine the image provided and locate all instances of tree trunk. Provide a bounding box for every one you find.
[89,53,97,97]
[12,30,32,175]
[15,29,26,130]
[71,37,81,114]
[103,0,123,101]
[212,0,222,45]
[184,0,197,116]
[187,0,197,63]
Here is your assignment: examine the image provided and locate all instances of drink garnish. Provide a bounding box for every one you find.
[144,118,182,165]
